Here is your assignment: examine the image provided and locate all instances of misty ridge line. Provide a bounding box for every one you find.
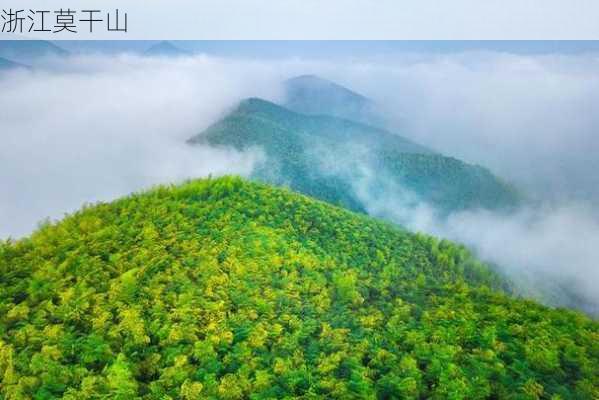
[1,51,598,315]
[306,137,599,315]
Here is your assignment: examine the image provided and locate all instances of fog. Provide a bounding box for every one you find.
[350,171,599,314]
[322,52,599,313]
[1,49,598,314]
[310,134,599,313]
[322,52,599,204]
[0,55,283,238]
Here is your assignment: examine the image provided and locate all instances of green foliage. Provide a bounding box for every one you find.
[189,98,521,215]
[0,177,596,399]
[378,151,521,213]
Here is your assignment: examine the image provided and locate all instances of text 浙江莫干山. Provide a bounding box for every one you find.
[1,9,127,34]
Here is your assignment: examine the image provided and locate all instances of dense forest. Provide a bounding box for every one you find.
[1,177,596,399]
[189,98,520,216]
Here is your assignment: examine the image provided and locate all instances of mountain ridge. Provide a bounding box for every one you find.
[189,97,520,215]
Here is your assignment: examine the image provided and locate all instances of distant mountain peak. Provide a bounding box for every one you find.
[283,74,384,126]
[144,41,189,57]
[0,40,68,65]
[285,74,370,101]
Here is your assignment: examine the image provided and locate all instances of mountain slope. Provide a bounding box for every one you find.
[0,176,596,399]
[0,57,29,71]
[0,40,68,64]
[284,75,384,126]
[189,98,520,215]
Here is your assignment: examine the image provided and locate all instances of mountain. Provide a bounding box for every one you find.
[1,176,596,399]
[0,40,68,64]
[0,57,29,71]
[283,75,385,126]
[144,41,190,57]
[189,98,520,215]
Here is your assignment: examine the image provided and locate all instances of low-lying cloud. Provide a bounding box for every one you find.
[311,140,599,314]
[353,176,599,314]
[322,52,599,204]
[0,54,283,238]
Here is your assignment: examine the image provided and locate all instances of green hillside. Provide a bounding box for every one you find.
[189,98,520,215]
[1,177,596,399]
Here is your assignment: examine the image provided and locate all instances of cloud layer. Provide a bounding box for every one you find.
[1,49,598,314]
[321,52,599,203]
[0,55,283,238]
[352,177,599,314]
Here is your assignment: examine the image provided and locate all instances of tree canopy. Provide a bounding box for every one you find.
[0,177,596,399]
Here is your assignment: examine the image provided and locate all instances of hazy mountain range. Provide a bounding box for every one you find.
[189,77,520,217]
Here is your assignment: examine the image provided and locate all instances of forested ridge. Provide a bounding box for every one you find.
[0,177,597,399]
[189,98,521,215]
